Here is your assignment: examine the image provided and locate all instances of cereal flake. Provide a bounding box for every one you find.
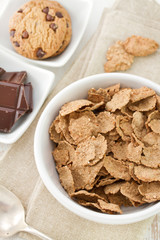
[106,89,131,112]
[104,156,131,181]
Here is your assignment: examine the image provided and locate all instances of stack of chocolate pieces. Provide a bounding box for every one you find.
[0,67,33,133]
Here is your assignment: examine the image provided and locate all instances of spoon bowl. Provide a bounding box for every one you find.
[0,185,26,237]
[0,185,53,240]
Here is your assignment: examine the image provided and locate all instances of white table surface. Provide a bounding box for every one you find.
[0,0,160,239]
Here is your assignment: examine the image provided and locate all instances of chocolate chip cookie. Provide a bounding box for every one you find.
[9,0,71,60]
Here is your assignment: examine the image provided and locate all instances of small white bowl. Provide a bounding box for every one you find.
[0,0,92,67]
[34,73,160,225]
[0,48,55,144]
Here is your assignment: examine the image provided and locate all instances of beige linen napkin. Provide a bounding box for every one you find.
[1,0,160,239]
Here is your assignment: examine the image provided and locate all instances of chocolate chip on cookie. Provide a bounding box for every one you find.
[56,12,63,18]
[49,23,58,32]
[36,48,46,58]
[10,30,15,37]
[13,41,20,47]
[42,7,49,14]
[46,14,55,21]
[22,30,29,39]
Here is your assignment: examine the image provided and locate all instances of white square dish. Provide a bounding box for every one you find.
[0,48,55,144]
[0,0,93,67]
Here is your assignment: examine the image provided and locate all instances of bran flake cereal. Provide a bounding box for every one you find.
[129,95,156,112]
[120,181,144,204]
[107,192,132,207]
[138,182,160,202]
[111,141,128,161]
[121,105,133,118]
[75,134,107,166]
[141,146,160,168]
[71,190,121,214]
[68,111,98,144]
[96,176,118,187]
[97,111,115,133]
[143,132,160,146]
[104,156,131,181]
[104,181,125,195]
[148,119,160,134]
[130,87,155,103]
[97,199,122,214]
[134,165,160,182]
[56,166,75,195]
[106,89,131,112]
[126,142,142,164]
[49,83,160,214]
[53,141,75,167]
[87,88,110,103]
[116,115,133,142]
[128,162,141,183]
[60,99,93,116]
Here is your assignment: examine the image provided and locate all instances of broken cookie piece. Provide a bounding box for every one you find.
[104,36,159,73]
[104,41,134,73]
[123,35,159,57]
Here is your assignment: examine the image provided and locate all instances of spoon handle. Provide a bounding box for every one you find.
[23,225,53,240]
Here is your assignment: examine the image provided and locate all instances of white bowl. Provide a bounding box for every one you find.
[0,48,55,144]
[0,0,92,67]
[34,73,160,225]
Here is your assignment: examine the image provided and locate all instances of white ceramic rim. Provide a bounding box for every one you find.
[34,73,160,225]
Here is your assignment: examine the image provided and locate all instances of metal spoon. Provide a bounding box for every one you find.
[0,185,53,240]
